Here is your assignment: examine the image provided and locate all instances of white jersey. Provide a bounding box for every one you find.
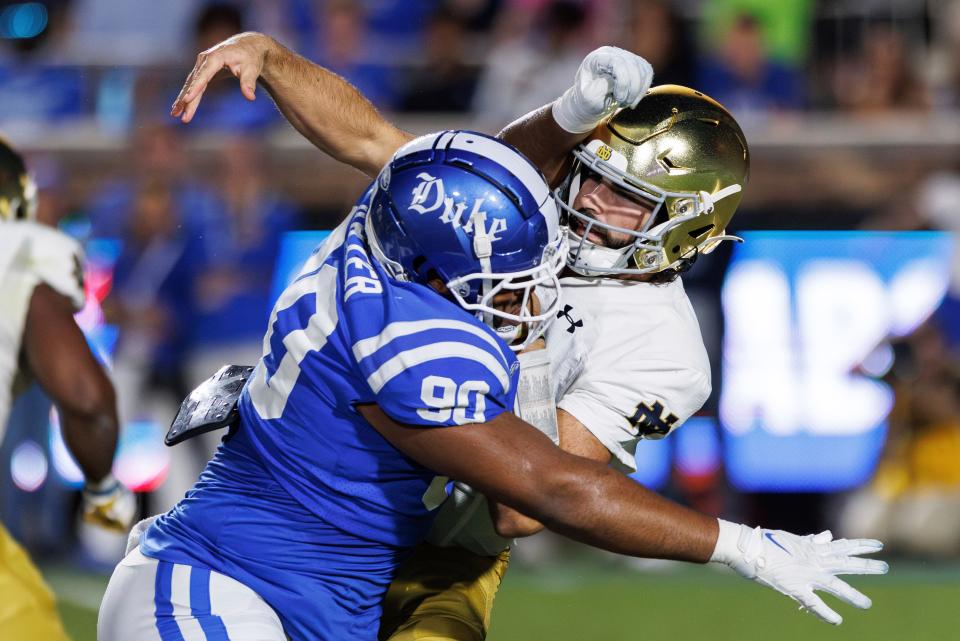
[548,275,711,472]
[0,221,85,432]
[429,274,711,555]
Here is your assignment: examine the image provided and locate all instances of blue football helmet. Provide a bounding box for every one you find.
[367,130,566,349]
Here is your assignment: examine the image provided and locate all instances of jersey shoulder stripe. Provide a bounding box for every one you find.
[353,318,510,392]
[364,339,512,394]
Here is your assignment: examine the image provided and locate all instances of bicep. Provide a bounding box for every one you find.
[358,404,567,512]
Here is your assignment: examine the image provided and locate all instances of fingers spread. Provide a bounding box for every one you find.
[817,576,872,610]
[825,555,890,576]
[796,589,843,626]
[828,538,884,556]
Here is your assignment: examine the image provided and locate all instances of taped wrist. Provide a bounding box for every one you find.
[551,88,608,135]
[710,518,748,565]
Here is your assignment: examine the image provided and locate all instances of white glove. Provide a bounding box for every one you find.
[82,474,137,534]
[552,46,654,134]
[710,519,888,625]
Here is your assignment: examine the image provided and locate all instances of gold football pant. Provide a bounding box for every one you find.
[0,523,71,641]
[379,543,510,641]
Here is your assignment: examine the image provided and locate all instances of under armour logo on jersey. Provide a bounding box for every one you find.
[627,401,678,438]
[409,173,508,241]
[556,304,583,333]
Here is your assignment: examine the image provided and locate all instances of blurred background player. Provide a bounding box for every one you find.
[0,139,135,639]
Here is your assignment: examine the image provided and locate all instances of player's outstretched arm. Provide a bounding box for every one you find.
[23,284,135,532]
[488,408,611,538]
[499,46,653,187]
[171,32,412,177]
[360,404,888,625]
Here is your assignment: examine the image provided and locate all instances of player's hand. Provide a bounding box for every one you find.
[710,520,888,625]
[171,31,273,123]
[552,46,654,134]
[82,475,137,534]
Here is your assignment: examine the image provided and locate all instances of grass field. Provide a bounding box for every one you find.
[48,559,960,641]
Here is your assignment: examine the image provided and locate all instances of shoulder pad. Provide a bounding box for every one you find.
[21,222,86,311]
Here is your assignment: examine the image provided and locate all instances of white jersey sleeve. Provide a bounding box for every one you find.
[21,222,86,311]
[548,276,712,472]
[0,222,85,430]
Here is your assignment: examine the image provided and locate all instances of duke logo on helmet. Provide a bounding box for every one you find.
[367,130,566,349]
[408,172,509,242]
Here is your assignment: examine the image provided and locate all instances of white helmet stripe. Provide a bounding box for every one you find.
[447,133,551,208]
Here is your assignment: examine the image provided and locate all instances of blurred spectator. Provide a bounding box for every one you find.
[445,0,503,33]
[927,0,960,109]
[832,23,930,115]
[106,179,196,402]
[397,7,480,113]
[172,3,280,132]
[473,0,590,128]
[700,0,813,66]
[307,0,396,109]
[625,0,696,88]
[696,13,804,117]
[186,135,300,378]
[87,122,220,239]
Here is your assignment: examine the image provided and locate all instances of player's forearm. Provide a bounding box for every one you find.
[24,285,118,482]
[60,403,119,483]
[258,36,412,177]
[502,454,718,563]
[498,105,585,188]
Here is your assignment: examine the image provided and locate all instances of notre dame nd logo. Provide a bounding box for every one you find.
[627,401,678,439]
[596,145,613,161]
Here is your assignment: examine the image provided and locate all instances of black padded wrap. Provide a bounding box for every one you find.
[165,365,254,446]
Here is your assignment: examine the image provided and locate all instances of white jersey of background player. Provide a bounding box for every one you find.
[0,221,85,427]
[0,139,134,641]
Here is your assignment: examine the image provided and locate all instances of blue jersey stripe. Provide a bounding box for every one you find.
[154,561,186,641]
[189,567,231,641]
[352,319,509,369]
[365,340,511,393]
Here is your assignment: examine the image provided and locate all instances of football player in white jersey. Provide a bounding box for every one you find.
[169,35,887,634]
[0,138,136,640]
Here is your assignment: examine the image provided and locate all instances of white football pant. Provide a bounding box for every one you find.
[98,548,288,641]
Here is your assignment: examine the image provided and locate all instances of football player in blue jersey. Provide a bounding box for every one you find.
[161,32,890,640]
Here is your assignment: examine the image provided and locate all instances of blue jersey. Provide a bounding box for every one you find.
[141,189,519,640]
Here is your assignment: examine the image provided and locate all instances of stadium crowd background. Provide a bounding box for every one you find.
[1,0,959,593]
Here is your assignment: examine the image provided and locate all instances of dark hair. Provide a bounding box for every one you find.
[196,3,244,37]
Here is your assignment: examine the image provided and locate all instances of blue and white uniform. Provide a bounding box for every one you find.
[102,191,520,641]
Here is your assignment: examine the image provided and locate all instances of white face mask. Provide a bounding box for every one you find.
[448,235,568,351]
[565,227,637,276]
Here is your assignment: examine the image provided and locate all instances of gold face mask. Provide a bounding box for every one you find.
[559,85,751,276]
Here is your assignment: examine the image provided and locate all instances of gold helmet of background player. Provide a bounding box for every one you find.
[0,137,37,222]
[560,85,750,276]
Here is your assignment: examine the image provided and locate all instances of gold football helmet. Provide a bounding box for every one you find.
[560,85,750,276]
[0,137,37,222]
